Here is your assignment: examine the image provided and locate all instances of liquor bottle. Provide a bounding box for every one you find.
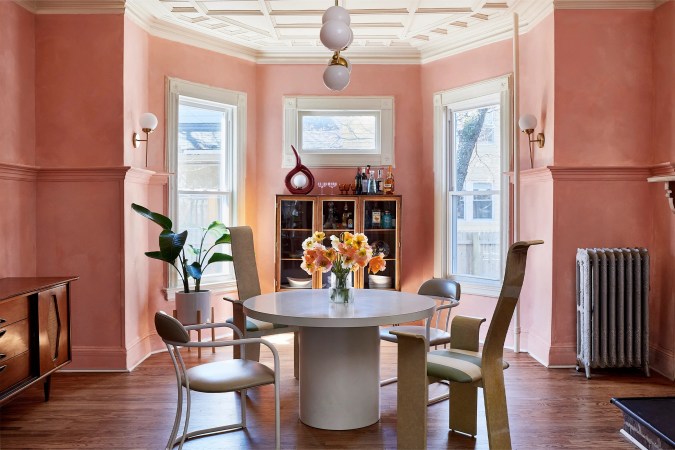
[342,203,350,228]
[360,166,369,194]
[367,170,377,195]
[384,165,395,194]
[377,168,384,194]
[371,203,382,229]
[382,210,392,229]
[354,167,362,195]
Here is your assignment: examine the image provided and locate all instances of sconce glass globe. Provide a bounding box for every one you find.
[323,64,350,91]
[320,20,352,51]
[322,5,350,26]
[291,172,309,189]
[139,112,158,131]
[518,114,537,132]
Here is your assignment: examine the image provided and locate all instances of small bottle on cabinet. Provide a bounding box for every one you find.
[360,166,369,194]
[384,165,395,194]
[367,170,377,195]
[377,168,384,194]
[371,203,382,229]
[382,210,392,229]
[354,167,362,195]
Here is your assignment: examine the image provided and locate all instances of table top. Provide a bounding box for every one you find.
[244,289,436,328]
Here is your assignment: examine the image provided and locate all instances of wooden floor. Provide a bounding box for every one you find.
[1,333,673,449]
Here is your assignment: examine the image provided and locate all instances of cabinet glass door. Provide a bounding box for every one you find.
[318,197,357,289]
[278,198,315,290]
[362,198,399,290]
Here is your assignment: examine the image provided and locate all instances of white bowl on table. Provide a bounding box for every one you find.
[369,275,392,289]
[287,277,312,288]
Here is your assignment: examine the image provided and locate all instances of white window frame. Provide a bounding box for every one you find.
[164,78,247,300]
[433,75,512,297]
[282,96,394,168]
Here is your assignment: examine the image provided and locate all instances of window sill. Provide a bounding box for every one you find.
[163,280,238,301]
[454,280,501,298]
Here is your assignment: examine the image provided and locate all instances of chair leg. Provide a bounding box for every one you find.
[395,332,428,450]
[293,331,299,380]
[178,389,192,450]
[274,380,281,450]
[241,389,247,427]
[167,387,183,450]
[482,370,512,450]
[449,382,478,437]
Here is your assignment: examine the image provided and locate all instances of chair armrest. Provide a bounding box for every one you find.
[222,296,244,304]
[450,315,486,352]
[435,299,459,312]
[166,337,281,373]
[185,322,243,339]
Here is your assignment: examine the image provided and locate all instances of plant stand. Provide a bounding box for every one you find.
[172,307,215,358]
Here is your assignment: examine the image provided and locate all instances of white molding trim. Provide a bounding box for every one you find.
[554,0,661,9]
[14,0,125,14]
[433,74,513,287]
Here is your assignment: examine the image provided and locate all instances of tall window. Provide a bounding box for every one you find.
[434,76,511,295]
[167,79,246,291]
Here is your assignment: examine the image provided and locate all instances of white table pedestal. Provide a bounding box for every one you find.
[299,326,380,430]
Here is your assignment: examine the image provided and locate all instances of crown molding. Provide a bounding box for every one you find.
[125,0,259,63]
[14,0,125,14]
[420,0,553,64]
[554,0,660,9]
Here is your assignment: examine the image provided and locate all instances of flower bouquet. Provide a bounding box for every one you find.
[301,231,386,303]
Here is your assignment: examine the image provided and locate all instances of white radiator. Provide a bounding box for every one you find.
[576,248,650,379]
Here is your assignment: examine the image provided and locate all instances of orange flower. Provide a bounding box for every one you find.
[368,254,386,274]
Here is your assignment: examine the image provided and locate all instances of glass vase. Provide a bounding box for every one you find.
[329,271,354,303]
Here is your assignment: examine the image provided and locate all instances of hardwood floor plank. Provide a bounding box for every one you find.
[0,336,672,449]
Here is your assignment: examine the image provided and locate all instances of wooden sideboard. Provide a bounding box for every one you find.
[0,277,77,406]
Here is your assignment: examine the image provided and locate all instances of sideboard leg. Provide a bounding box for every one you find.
[43,375,52,401]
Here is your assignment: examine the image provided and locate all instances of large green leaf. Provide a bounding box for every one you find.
[214,233,231,245]
[208,252,233,264]
[144,251,173,263]
[131,203,173,230]
[159,230,187,262]
[186,262,203,279]
[207,221,228,234]
[187,244,200,256]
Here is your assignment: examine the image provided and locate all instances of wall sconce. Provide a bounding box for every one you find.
[132,112,158,167]
[518,114,545,168]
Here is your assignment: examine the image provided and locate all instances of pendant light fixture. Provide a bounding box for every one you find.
[320,2,352,91]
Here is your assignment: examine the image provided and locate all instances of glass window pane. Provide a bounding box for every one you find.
[450,103,501,281]
[178,193,232,278]
[301,114,377,152]
[178,102,228,191]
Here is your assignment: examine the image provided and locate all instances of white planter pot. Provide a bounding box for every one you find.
[175,290,211,325]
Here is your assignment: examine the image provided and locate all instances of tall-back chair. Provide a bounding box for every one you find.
[394,240,543,449]
[223,226,299,378]
[380,278,460,394]
[155,311,280,450]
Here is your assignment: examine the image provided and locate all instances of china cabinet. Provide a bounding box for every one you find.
[275,195,401,291]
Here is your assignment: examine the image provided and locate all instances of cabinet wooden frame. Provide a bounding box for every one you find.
[275,195,401,291]
[0,277,77,406]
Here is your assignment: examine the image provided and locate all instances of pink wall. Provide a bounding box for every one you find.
[0,2,37,279]
[35,14,128,369]
[649,1,675,378]
[35,14,125,167]
[255,64,423,293]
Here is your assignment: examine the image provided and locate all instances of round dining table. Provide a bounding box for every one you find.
[243,289,436,430]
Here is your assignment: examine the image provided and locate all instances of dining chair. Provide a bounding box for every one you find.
[394,240,543,450]
[223,226,299,378]
[380,278,461,403]
[154,311,280,450]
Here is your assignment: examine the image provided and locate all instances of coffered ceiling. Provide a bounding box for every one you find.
[16,0,665,63]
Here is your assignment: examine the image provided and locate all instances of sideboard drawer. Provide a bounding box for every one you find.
[0,296,29,328]
[0,351,31,392]
[0,319,30,361]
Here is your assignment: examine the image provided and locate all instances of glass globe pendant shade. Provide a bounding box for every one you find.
[320,20,352,51]
[518,114,537,131]
[345,28,353,49]
[323,64,350,91]
[322,5,350,26]
[291,172,308,189]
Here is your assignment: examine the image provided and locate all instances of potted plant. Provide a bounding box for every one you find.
[131,203,232,324]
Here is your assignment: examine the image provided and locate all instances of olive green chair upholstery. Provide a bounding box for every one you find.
[223,226,299,378]
[395,240,543,450]
[155,311,280,450]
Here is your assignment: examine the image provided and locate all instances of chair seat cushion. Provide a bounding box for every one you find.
[226,317,288,332]
[426,349,509,383]
[184,359,275,393]
[380,326,451,346]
